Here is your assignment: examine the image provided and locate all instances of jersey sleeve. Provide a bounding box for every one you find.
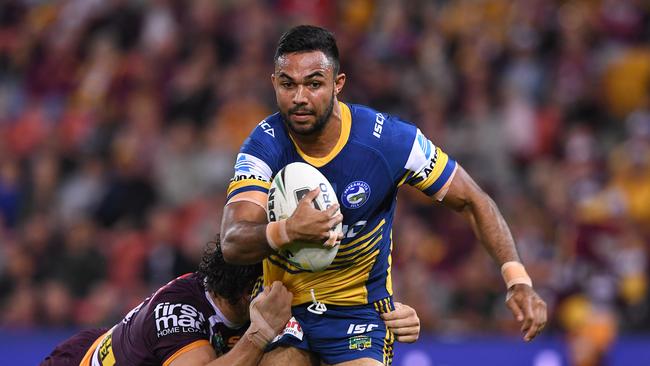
[226,119,281,204]
[402,128,458,200]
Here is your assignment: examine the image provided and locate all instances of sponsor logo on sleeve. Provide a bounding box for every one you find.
[231,153,272,182]
[154,302,207,338]
[416,132,432,160]
[342,181,371,209]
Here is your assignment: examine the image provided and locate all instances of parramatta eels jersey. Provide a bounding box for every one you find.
[79,273,246,366]
[227,102,457,306]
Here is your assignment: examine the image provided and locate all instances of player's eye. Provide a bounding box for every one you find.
[281,81,294,88]
[309,81,321,89]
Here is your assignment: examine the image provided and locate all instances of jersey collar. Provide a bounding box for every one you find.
[290,101,351,168]
[205,291,244,329]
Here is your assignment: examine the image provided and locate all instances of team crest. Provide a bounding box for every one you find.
[342,181,371,209]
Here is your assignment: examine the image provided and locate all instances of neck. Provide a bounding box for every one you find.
[289,100,342,158]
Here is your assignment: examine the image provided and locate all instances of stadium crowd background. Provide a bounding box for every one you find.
[0,0,649,362]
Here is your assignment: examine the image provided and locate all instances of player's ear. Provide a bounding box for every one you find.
[334,73,346,96]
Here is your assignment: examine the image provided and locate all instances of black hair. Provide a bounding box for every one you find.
[274,25,340,74]
[198,237,262,305]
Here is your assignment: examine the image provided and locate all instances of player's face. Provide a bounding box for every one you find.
[272,51,345,136]
[231,293,253,323]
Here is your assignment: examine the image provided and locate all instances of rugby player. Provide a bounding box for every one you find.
[41,242,421,366]
[220,25,547,366]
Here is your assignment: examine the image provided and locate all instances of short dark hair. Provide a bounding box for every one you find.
[274,25,340,74]
[198,237,262,305]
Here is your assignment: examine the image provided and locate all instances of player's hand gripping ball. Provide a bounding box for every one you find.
[267,162,343,271]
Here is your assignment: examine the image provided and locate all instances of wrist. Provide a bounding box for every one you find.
[266,220,291,250]
[500,261,532,289]
[245,317,277,349]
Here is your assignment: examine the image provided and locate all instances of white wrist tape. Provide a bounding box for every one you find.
[266,220,290,250]
[501,261,533,289]
[246,316,276,349]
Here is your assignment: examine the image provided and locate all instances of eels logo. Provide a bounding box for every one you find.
[342,181,371,209]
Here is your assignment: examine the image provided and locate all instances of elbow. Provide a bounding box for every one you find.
[220,232,245,264]
[220,230,263,265]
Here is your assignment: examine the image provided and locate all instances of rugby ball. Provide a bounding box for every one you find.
[267,162,342,272]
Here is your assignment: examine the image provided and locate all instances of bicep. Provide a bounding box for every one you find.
[440,164,485,212]
[221,200,268,231]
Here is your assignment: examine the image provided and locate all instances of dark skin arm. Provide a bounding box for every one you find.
[441,165,547,341]
[220,189,343,264]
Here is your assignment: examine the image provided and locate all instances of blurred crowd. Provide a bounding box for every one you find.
[0,0,649,363]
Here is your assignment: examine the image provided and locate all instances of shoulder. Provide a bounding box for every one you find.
[238,113,289,171]
[150,273,206,305]
[348,103,418,148]
[242,113,287,150]
[347,103,418,173]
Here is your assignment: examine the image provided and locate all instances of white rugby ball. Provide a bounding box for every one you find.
[267,162,342,272]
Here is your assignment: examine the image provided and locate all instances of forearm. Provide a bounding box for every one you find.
[206,332,265,366]
[463,194,520,266]
[221,220,274,264]
[220,201,274,264]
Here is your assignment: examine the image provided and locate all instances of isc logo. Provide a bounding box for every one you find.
[347,323,378,335]
[373,113,385,138]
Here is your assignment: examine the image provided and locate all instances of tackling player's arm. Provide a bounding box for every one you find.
[221,190,343,264]
[441,165,547,341]
[168,282,293,366]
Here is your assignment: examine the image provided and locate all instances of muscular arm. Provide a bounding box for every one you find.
[221,190,343,265]
[220,201,274,264]
[441,164,547,341]
[168,335,266,366]
[169,282,293,366]
[441,164,520,265]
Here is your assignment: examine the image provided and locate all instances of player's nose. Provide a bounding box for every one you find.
[292,85,308,105]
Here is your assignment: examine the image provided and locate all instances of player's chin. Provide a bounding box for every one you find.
[288,119,318,135]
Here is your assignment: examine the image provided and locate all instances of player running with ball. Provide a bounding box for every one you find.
[221,25,546,366]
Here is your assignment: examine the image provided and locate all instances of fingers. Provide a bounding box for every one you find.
[521,297,535,341]
[323,230,336,247]
[301,187,321,203]
[327,211,343,228]
[395,334,419,343]
[505,295,524,322]
[267,281,287,298]
[265,281,293,310]
[382,303,420,344]
[524,298,547,341]
[507,288,548,342]
[325,203,340,216]
[393,327,420,343]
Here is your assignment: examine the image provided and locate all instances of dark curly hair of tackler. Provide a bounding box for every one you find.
[198,237,262,305]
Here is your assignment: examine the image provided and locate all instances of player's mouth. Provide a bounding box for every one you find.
[291,112,314,122]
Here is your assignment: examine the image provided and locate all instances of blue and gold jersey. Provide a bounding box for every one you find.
[227,102,457,306]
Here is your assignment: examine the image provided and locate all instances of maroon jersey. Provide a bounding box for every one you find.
[84,273,247,365]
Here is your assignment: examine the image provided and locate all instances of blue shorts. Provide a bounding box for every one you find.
[268,298,395,365]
